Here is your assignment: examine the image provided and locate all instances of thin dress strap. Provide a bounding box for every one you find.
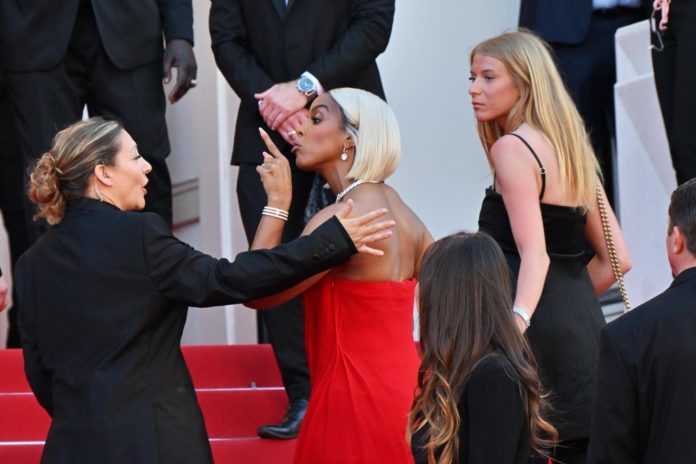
[507,132,547,201]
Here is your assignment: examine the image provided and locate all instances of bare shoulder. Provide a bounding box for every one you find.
[490,133,539,186]
[302,203,345,236]
[490,133,532,164]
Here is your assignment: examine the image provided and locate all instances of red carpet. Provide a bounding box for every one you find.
[0,345,295,463]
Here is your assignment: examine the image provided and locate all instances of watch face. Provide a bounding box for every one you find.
[297,76,315,93]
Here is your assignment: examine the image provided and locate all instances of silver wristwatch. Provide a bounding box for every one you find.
[296,75,317,101]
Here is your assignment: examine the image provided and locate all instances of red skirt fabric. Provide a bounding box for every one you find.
[294,275,420,463]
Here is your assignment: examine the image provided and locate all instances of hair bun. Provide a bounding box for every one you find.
[28,150,67,225]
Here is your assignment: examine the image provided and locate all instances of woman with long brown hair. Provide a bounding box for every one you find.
[409,232,556,463]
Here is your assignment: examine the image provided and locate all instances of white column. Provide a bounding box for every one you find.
[615,20,675,306]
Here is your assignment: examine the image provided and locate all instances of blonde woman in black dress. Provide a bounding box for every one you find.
[471,31,631,463]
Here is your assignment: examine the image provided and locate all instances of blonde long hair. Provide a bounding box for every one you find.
[471,30,600,209]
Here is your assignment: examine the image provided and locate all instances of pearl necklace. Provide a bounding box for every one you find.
[335,179,381,203]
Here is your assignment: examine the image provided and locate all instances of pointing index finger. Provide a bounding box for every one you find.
[258,127,287,160]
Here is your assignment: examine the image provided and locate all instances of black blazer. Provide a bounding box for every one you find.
[412,354,530,464]
[0,0,193,71]
[15,199,355,463]
[518,0,652,45]
[587,266,696,463]
[209,0,395,164]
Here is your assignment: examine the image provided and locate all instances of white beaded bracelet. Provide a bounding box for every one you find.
[512,306,531,328]
[262,206,289,221]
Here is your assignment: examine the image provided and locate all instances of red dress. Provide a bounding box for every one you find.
[294,275,420,464]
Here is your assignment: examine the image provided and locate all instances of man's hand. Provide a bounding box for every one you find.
[277,108,309,145]
[255,82,308,130]
[163,39,198,104]
[335,200,394,256]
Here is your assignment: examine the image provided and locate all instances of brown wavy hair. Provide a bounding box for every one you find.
[408,232,557,463]
[29,117,123,224]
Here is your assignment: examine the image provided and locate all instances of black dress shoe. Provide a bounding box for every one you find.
[257,398,308,439]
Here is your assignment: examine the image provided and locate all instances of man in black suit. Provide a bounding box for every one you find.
[0,0,197,234]
[587,178,696,463]
[519,0,650,204]
[209,0,395,439]
[652,0,696,185]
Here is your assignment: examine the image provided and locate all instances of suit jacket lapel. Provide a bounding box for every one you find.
[271,0,286,19]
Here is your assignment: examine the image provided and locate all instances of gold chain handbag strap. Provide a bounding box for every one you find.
[596,184,631,312]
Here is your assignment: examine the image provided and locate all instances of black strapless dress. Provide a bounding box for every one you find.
[479,189,605,441]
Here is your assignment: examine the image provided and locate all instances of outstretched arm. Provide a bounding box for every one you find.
[247,200,394,309]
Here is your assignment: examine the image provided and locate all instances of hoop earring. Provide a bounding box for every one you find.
[340,145,348,161]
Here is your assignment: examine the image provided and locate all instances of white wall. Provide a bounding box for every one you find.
[381,0,520,238]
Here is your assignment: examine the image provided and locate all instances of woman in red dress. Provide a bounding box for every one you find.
[250,88,432,463]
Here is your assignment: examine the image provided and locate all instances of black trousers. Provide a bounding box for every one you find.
[652,0,696,184]
[551,9,644,206]
[237,161,316,401]
[3,1,172,236]
[0,73,29,348]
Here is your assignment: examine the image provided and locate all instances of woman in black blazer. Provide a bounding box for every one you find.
[15,117,393,464]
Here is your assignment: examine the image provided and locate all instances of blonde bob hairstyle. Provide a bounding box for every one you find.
[471,30,600,209]
[29,117,123,225]
[328,88,401,183]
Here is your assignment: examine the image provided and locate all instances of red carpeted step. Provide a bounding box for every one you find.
[0,439,298,464]
[0,389,289,441]
[0,345,295,463]
[211,437,295,464]
[198,388,288,438]
[0,349,30,393]
[0,345,283,392]
[0,393,50,441]
[0,443,43,464]
[183,344,283,389]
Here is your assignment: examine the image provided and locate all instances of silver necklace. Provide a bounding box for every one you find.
[335,179,381,203]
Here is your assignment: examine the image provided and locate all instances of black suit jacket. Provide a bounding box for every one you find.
[587,266,696,463]
[519,0,653,45]
[0,0,193,71]
[15,199,355,463]
[209,0,394,164]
